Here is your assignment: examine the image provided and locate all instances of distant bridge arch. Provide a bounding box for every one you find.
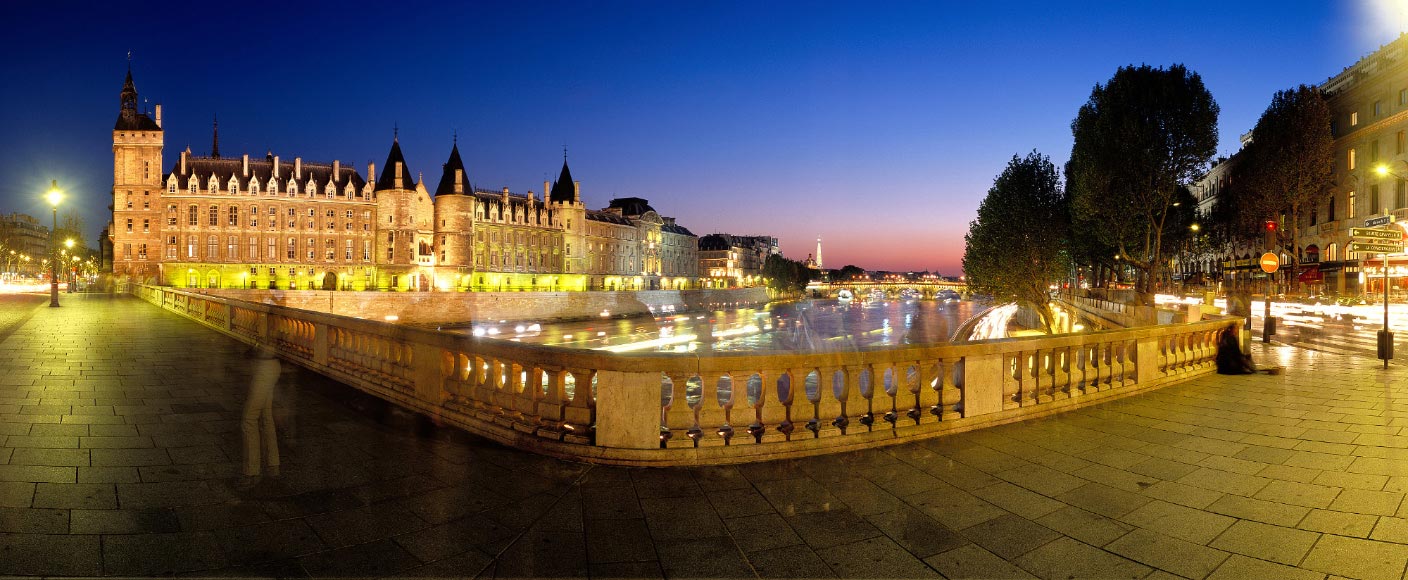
[806,280,969,300]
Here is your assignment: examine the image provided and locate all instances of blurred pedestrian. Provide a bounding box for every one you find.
[238,340,281,490]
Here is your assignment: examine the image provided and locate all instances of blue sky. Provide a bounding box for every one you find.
[0,1,1394,273]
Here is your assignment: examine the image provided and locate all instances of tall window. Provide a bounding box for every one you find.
[307,237,315,260]
[208,206,218,226]
[1372,184,1381,214]
[325,239,335,260]
[345,239,353,261]
[207,236,218,259]
[268,238,276,260]
[1399,131,1406,155]
[142,219,149,233]
[1349,190,1357,219]
[1401,88,1407,105]
[1328,243,1338,262]
[188,205,198,226]
[125,219,132,233]
[1329,195,1336,221]
[1376,101,1384,116]
[286,238,296,260]
[1373,140,1380,162]
[122,243,131,260]
[1349,149,1357,170]
[1398,179,1407,209]
[228,206,239,226]
[187,236,196,258]
[167,237,176,258]
[250,206,259,228]
[227,236,237,258]
[248,237,257,261]
[363,240,371,262]
[1352,111,1360,126]
[168,204,177,226]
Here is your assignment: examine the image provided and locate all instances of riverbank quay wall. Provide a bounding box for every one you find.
[135,285,1239,466]
[185,287,769,324]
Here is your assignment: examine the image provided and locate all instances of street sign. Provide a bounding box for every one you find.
[1366,215,1397,227]
[1349,241,1405,253]
[1351,227,1405,240]
[1259,252,1279,274]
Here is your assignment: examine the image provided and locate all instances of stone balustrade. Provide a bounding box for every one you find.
[135,285,1238,466]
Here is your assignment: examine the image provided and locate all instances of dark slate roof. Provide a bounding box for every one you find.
[586,209,633,226]
[548,161,575,203]
[435,143,471,196]
[166,156,366,192]
[699,234,731,251]
[606,197,655,217]
[375,139,417,191]
[663,223,695,237]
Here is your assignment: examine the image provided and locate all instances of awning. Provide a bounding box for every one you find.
[1298,264,1323,283]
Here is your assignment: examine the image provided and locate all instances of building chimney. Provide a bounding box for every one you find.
[273,156,280,180]
[154,104,162,129]
[295,157,302,180]
[180,150,186,175]
[333,159,340,178]
[573,181,581,203]
[394,162,403,189]
[367,162,375,183]
[242,154,249,177]
[544,180,551,198]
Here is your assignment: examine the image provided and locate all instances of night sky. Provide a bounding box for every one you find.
[0,1,1398,273]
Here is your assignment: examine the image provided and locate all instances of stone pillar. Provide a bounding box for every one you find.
[411,342,444,403]
[1136,336,1158,385]
[961,353,1004,416]
[312,322,329,365]
[596,370,664,450]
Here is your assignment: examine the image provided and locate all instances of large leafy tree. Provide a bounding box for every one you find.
[1068,64,1219,303]
[762,254,817,295]
[963,151,1069,333]
[1230,85,1333,291]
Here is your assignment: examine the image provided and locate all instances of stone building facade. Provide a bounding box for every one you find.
[698,233,778,287]
[0,213,50,273]
[108,69,700,291]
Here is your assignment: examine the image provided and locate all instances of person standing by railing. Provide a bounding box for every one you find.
[238,340,282,490]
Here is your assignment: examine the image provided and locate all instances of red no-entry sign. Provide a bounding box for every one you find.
[1260,252,1279,274]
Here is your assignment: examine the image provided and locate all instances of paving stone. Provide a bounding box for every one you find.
[1207,554,1328,580]
[1012,536,1147,579]
[1254,479,1343,509]
[1106,528,1229,579]
[654,536,752,579]
[747,544,837,578]
[1208,519,1320,565]
[822,535,942,578]
[1328,488,1405,516]
[297,537,421,578]
[1300,533,1408,580]
[863,507,966,559]
[69,508,180,534]
[1119,499,1236,544]
[1056,482,1152,519]
[786,508,884,549]
[0,533,101,575]
[726,513,804,553]
[102,531,227,575]
[0,482,34,508]
[1206,493,1312,527]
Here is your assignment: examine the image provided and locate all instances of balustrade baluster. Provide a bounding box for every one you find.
[662,372,696,448]
[1095,343,1113,391]
[696,374,732,446]
[812,368,844,437]
[1052,347,1071,400]
[937,357,962,420]
[1002,353,1021,410]
[758,371,793,443]
[839,367,869,433]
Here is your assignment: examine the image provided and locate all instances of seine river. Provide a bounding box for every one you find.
[448,297,983,353]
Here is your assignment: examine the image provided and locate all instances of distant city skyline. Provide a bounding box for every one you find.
[0,1,1398,274]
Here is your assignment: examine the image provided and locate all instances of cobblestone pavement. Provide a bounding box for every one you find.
[5,295,1408,578]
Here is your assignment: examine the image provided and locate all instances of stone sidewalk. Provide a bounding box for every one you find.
[2,295,1408,578]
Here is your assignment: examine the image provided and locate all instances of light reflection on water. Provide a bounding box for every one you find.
[449,298,982,354]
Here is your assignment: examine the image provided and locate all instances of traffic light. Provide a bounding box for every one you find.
[1264,220,1278,250]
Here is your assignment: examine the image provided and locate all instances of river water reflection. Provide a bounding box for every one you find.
[449,298,983,354]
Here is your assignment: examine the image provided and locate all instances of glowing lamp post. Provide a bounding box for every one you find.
[45,182,61,307]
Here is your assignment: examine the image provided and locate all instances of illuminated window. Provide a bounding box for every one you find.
[227,236,237,258]
[1349,190,1357,219]
[1349,149,1357,170]
[1328,243,1338,262]
[207,235,217,258]
[1352,111,1360,126]
[125,219,132,233]
[250,181,259,195]
[248,237,257,260]
[142,219,149,233]
[229,177,239,195]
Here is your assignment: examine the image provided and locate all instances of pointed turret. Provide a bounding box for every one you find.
[549,159,576,203]
[375,137,416,191]
[435,142,469,195]
[114,68,160,131]
[211,115,220,158]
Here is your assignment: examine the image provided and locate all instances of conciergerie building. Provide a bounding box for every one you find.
[109,68,699,292]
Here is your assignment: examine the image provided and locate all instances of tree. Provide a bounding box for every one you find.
[836,264,866,281]
[54,211,87,251]
[1068,64,1219,303]
[1229,85,1333,292]
[963,151,1069,333]
[762,254,817,295]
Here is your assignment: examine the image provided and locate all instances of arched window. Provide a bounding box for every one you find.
[1328,243,1338,262]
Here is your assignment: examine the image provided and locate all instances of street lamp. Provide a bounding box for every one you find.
[44,181,61,307]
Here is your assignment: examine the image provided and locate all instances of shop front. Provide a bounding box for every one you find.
[1360,258,1408,301]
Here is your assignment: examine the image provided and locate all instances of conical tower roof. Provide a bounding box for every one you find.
[549,160,575,203]
[434,142,470,195]
[375,138,417,191]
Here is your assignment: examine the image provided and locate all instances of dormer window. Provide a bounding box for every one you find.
[228,177,239,195]
[250,181,259,195]
[167,178,177,193]
[288,181,298,196]
[344,184,355,197]
[189,179,197,194]
[267,178,277,194]
[208,176,218,192]
[305,180,316,197]
[325,183,335,198]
